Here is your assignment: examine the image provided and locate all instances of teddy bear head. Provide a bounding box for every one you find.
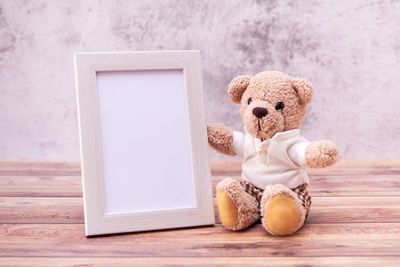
[228,71,313,140]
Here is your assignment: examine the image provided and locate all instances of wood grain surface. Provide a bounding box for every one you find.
[0,159,399,266]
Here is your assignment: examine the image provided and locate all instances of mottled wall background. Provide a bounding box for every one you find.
[1,0,399,159]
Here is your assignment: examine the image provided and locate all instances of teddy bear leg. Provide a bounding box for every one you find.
[260,184,307,236]
[216,177,259,231]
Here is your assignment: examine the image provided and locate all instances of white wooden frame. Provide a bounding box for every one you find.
[74,51,214,236]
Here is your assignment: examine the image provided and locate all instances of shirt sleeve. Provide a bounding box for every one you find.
[288,141,310,167]
[232,131,245,158]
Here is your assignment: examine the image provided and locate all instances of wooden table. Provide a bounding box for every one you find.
[0,159,399,266]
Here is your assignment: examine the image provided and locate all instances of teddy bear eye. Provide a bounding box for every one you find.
[275,102,284,110]
[247,98,252,105]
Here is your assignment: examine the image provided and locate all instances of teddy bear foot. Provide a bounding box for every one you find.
[216,177,259,231]
[261,184,306,236]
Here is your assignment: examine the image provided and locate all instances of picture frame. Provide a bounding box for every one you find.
[74,51,215,236]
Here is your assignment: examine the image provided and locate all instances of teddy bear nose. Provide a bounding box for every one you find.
[252,107,268,118]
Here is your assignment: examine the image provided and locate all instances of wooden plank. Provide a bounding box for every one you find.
[0,176,82,197]
[1,159,399,176]
[212,174,400,197]
[0,197,84,224]
[0,257,399,266]
[1,196,399,224]
[1,174,399,197]
[210,159,242,176]
[211,158,400,176]
[307,174,400,196]
[307,196,400,223]
[0,223,399,257]
[0,161,81,176]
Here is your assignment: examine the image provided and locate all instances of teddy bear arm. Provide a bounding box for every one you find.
[305,140,339,168]
[207,123,236,156]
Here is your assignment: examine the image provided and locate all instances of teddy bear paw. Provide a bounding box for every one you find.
[261,184,306,236]
[216,178,259,231]
[264,194,301,235]
[305,140,339,168]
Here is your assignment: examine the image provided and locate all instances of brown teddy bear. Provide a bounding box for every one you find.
[207,71,339,236]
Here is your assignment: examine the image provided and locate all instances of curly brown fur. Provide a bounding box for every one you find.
[305,140,339,168]
[239,71,310,140]
[207,123,235,156]
[291,78,313,105]
[216,177,259,231]
[228,75,251,104]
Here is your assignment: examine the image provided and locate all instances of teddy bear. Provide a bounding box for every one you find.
[207,71,339,236]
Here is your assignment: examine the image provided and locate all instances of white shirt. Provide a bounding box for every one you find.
[233,128,310,189]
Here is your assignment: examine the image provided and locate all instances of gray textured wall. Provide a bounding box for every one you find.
[1,0,400,159]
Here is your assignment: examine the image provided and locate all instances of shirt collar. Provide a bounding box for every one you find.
[244,127,301,142]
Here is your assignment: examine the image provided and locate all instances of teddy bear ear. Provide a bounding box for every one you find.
[228,75,252,104]
[291,78,314,105]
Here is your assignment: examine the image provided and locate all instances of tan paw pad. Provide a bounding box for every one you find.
[216,189,238,228]
[265,193,300,236]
